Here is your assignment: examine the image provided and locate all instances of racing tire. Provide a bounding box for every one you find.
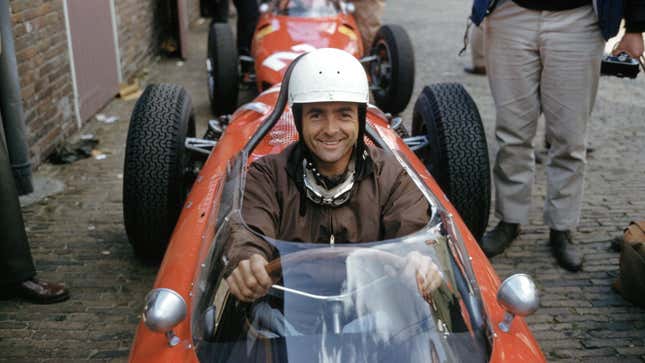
[412,83,491,243]
[123,84,196,261]
[207,21,239,116]
[369,24,415,115]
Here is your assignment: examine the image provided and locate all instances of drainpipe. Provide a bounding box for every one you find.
[0,2,33,195]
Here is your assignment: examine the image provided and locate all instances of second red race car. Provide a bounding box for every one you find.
[207,0,415,116]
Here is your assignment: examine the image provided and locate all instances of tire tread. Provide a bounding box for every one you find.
[123,84,192,260]
[413,83,491,241]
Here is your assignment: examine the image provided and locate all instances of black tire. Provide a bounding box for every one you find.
[123,84,196,261]
[369,24,415,115]
[207,22,239,115]
[412,83,490,242]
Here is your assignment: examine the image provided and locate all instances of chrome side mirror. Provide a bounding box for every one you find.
[496,274,539,333]
[259,3,270,13]
[142,288,187,346]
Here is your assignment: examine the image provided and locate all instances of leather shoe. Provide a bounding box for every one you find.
[1,278,70,304]
[550,230,583,272]
[482,221,520,257]
[464,65,487,75]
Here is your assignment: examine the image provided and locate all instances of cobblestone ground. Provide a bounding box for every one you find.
[1,1,644,362]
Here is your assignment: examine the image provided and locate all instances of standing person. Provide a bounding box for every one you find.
[233,0,260,58]
[0,124,70,304]
[471,0,645,271]
[464,24,486,75]
[350,0,385,49]
[205,0,259,57]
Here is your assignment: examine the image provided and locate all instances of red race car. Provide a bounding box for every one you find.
[122,1,546,362]
[207,0,414,116]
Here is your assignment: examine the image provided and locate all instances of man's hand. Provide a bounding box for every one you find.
[225,254,273,302]
[402,251,443,298]
[613,32,644,59]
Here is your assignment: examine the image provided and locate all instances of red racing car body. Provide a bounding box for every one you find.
[123,1,547,362]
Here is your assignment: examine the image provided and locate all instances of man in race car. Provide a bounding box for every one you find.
[224,48,441,303]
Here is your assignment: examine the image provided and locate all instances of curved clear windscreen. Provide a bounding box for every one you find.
[220,233,486,362]
[275,0,340,17]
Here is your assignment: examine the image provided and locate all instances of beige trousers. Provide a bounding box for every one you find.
[470,23,486,68]
[485,2,605,231]
[350,0,385,49]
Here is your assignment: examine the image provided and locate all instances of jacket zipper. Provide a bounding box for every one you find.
[329,207,335,245]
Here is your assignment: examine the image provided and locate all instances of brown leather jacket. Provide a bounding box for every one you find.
[224,143,430,274]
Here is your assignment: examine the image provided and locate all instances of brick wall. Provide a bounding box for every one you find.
[115,0,202,82]
[114,0,159,83]
[7,0,203,167]
[10,0,76,165]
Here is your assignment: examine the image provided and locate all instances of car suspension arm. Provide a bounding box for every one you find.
[403,136,429,151]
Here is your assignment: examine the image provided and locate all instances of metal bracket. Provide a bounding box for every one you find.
[389,116,410,138]
[403,135,429,151]
[204,119,225,141]
[498,311,514,333]
[239,55,254,64]
[165,330,180,347]
[359,55,378,64]
[185,137,217,155]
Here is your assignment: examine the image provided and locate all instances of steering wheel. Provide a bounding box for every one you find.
[252,247,407,336]
[265,247,407,299]
[266,247,405,281]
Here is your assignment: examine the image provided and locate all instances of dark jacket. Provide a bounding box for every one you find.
[224,143,430,274]
[471,0,645,39]
[625,0,645,32]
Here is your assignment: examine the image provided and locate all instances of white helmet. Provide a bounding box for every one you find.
[288,48,369,106]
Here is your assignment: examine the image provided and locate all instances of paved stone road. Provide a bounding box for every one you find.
[1,0,644,361]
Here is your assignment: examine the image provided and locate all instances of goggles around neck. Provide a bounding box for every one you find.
[302,157,356,207]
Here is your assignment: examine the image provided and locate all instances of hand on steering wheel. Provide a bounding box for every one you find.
[225,254,273,302]
[401,251,443,299]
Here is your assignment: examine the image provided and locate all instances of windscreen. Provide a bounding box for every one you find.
[275,0,340,17]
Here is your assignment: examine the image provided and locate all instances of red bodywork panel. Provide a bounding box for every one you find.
[128,86,546,362]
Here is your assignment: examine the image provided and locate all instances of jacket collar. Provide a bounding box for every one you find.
[285,141,374,190]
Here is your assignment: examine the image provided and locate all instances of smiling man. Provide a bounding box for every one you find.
[224,48,437,302]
